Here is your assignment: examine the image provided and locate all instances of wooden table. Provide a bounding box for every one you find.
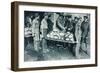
[42,37,80,58]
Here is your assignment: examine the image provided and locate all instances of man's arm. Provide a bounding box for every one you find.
[57,20,65,30]
[32,20,35,37]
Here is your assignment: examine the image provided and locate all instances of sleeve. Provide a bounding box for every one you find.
[81,21,84,31]
[40,20,44,38]
[32,20,35,36]
[56,18,65,30]
[41,20,43,30]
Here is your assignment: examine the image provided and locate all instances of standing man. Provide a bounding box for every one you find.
[41,13,49,53]
[74,17,82,58]
[24,15,33,49]
[24,21,32,49]
[81,16,89,53]
[56,13,65,32]
[32,13,40,52]
[72,17,80,41]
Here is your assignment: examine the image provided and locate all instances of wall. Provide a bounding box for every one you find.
[0,0,99,73]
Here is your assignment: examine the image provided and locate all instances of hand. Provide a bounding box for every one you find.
[32,33,35,37]
[63,28,66,32]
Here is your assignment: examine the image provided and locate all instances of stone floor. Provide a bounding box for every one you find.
[24,42,90,62]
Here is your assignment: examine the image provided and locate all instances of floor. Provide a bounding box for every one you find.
[24,42,90,61]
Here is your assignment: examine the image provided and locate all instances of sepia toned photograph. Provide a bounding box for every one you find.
[24,11,90,61]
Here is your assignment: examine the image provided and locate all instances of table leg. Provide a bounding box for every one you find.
[75,43,80,58]
[42,38,47,53]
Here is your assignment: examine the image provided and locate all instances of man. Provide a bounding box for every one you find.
[41,13,49,37]
[47,14,54,33]
[56,13,65,32]
[32,13,40,52]
[25,14,33,27]
[64,15,77,42]
[24,15,33,49]
[64,15,73,32]
[40,13,49,53]
[24,22,32,49]
[74,17,82,58]
[81,16,89,53]
[72,16,80,41]
[65,16,79,55]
